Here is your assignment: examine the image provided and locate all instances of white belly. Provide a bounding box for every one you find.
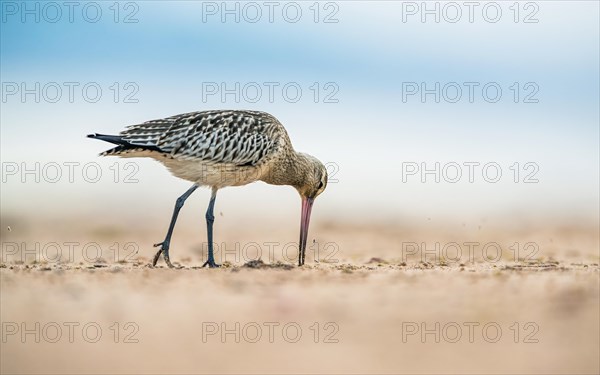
[113,149,270,188]
[162,157,264,188]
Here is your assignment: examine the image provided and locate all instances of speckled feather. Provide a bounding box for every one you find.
[105,110,287,167]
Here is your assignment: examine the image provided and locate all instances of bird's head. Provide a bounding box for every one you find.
[294,153,328,266]
[295,153,328,200]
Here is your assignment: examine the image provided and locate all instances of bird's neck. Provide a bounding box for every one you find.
[261,150,310,189]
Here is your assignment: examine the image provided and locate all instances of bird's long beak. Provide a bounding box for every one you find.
[298,197,314,266]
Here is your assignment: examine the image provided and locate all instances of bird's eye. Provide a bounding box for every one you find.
[318,181,324,190]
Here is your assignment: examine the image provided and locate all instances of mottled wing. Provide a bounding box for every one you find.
[119,110,284,166]
[118,111,197,148]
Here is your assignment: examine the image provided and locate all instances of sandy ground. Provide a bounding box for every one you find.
[1,218,599,374]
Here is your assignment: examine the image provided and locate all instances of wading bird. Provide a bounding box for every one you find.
[88,110,327,268]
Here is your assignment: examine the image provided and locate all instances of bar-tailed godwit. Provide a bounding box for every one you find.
[88,110,328,267]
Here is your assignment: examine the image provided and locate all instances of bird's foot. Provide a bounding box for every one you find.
[202,259,221,268]
[152,242,174,268]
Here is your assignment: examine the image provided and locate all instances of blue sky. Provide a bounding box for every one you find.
[1,1,599,223]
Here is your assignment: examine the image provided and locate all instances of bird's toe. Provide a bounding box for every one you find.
[202,260,221,268]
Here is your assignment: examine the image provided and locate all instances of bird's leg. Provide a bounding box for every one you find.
[202,188,220,268]
[152,184,198,268]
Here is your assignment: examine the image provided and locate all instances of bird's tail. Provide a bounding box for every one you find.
[87,133,162,156]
